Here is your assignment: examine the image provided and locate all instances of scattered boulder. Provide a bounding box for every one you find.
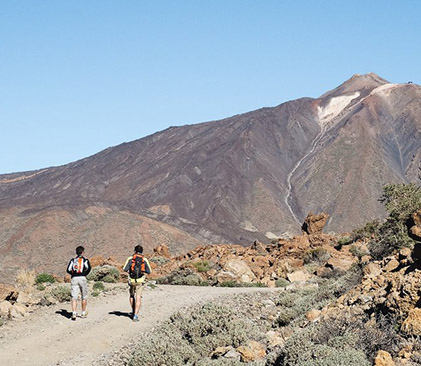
[221,259,256,283]
[325,256,355,272]
[305,309,321,322]
[374,350,395,366]
[401,308,421,336]
[302,212,329,235]
[10,303,27,318]
[154,244,171,258]
[223,348,241,361]
[236,341,266,362]
[287,270,310,283]
[0,284,18,302]
[363,262,382,277]
[410,209,421,240]
[265,330,284,348]
[211,346,233,359]
[0,301,12,317]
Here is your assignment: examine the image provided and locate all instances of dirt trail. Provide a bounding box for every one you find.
[0,284,278,366]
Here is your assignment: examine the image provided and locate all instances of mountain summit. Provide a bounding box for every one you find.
[0,73,420,281]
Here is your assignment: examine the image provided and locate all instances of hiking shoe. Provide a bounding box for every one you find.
[81,312,88,318]
[71,313,77,321]
[133,314,139,322]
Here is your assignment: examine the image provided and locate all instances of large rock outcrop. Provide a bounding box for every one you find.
[302,212,329,235]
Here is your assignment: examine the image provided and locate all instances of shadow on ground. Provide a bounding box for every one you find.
[56,309,73,319]
[109,311,132,319]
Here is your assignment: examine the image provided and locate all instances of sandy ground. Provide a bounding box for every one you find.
[0,284,278,366]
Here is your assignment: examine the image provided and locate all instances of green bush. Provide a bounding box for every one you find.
[193,260,213,273]
[93,281,105,291]
[275,278,290,287]
[35,273,56,284]
[357,183,421,260]
[337,236,353,246]
[303,247,330,264]
[87,265,120,282]
[381,183,421,222]
[352,220,381,241]
[92,291,100,297]
[36,284,46,291]
[50,285,71,302]
[156,268,209,286]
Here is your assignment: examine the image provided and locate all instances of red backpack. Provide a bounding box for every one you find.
[129,254,146,279]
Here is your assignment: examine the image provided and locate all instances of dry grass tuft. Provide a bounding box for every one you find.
[15,269,36,290]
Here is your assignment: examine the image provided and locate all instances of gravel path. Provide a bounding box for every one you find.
[0,284,278,366]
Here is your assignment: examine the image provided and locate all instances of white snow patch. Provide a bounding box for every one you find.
[317,92,360,127]
[369,83,400,97]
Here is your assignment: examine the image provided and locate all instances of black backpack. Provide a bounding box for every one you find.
[129,254,146,279]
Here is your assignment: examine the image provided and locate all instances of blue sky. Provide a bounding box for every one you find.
[1,0,420,174]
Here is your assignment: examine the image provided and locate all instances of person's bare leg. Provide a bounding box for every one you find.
[134,293,142,316]
[71,299,77,312]
[81,299,87,312]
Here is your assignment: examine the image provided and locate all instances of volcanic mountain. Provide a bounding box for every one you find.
[0,73,420,281]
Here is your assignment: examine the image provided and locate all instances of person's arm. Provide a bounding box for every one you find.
[84,258,91,276]
[144,258,151,275]
[123,257,131,272]
[66,259,73,275]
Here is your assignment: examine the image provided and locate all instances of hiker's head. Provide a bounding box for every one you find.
[134,245,143,254]
[76,246,85,256]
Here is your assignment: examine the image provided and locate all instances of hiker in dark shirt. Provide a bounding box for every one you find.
[66,246,91,321]
[123,245,151,322]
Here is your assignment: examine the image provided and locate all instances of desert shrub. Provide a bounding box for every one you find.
[352,314,404,362]
[218,281,266,288]
[36,284,46,291]
[352,220,381,241]
[150,256,169,266]
[218,280,238,287]
[194,358,249,366]
[156,268,209,286]
[381,183,421,222]
[16,269,36,289]
[349,244,369,259]
[278,319,370,366]
[50,285,71,302]
[129,303,254,366]
[87,265,120,282]
[303,247,330,264]
[275,267,362,327]
[35,273,56,284]
[93,281,105,291]
[92,291,100,297]
[337,236,353,246]
[356,183,421,260]
[275,278,290,287]
[193,260,213,273]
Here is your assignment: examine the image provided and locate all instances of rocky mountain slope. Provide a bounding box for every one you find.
[0,73,420,282]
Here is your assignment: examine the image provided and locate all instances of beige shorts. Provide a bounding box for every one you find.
[129,282,144,297]
[71,276,88,300]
